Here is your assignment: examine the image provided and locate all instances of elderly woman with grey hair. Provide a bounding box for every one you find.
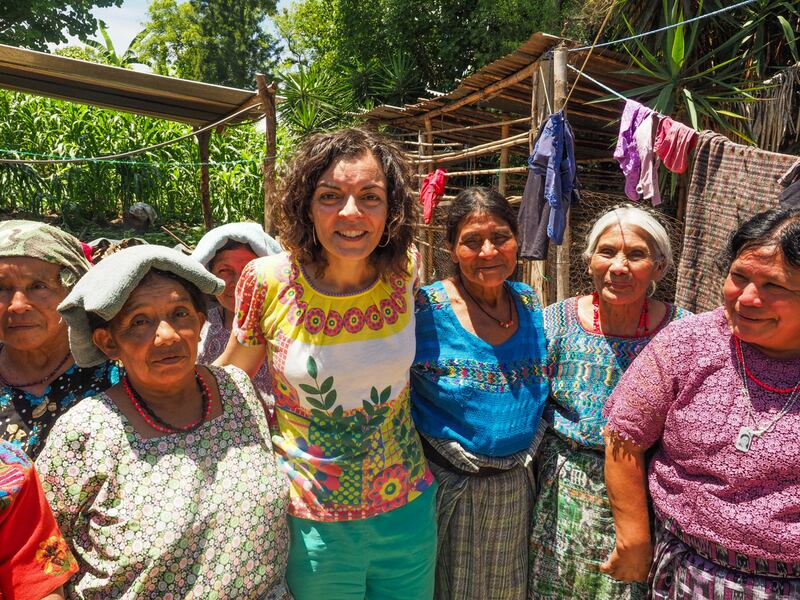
[528,205,691,599]
[35,245,290,600]
[0,220,118,458]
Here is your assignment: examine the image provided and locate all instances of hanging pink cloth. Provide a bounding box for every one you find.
[79,241,94,264]
[654,117,698,174]
[419,168,448,224]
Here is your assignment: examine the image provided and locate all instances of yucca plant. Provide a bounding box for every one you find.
[615,0,765,142]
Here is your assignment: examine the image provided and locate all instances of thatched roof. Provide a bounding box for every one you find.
[359,32,651,161]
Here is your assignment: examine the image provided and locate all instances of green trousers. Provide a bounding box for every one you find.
[287,484,437,600]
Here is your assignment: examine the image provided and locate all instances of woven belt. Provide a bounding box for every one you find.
[420,436,508,478]
[658,515,800,578]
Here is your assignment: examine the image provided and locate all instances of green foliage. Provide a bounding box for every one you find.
[138,0,281,87]
[0,90,293,228]
[136,0,204,77]
[0,0,122,50]
[274,0,573,135]
[82,22,150,68]
[611,0,799,143]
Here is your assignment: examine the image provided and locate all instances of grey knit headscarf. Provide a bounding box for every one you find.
[58,245,224,366]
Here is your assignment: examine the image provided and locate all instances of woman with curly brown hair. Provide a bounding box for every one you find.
[216,128,436,599]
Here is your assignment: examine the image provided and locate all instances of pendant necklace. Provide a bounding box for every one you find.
[457,275,514,328]
[733,338,800,452]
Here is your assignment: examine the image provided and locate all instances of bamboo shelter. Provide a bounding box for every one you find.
[358,32,678,305]
[0,43,278,231]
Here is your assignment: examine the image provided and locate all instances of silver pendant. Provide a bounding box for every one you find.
[735,426,753,452]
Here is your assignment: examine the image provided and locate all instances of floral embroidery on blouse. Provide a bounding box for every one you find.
[234,253,433,522]
[35,535,77,576]
[0,358,119,458]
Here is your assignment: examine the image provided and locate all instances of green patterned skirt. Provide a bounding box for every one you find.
[528,431,646,600]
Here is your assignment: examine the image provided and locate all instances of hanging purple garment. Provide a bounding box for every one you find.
[614,100,653,200]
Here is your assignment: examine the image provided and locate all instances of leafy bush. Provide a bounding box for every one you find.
[0,90,293,227]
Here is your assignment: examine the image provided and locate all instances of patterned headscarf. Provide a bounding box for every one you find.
[0,220,91,288]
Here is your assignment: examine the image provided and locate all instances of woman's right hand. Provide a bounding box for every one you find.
[600,541,652,582]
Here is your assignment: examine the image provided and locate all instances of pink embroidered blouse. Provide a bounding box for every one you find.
[605,307,800,563]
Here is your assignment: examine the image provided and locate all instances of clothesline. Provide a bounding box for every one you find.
[566,64,629,102]
[0,147,262,167]
[568,0,759,52]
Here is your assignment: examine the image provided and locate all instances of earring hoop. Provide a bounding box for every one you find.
[648,280,657,297]
[378,233,390,248]
[311,227,318,246]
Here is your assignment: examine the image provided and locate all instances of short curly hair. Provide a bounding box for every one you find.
[276,128,417,278]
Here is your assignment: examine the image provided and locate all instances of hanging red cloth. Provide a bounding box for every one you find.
[419,169,448,224]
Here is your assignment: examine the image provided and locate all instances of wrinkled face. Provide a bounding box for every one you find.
[309,152,389,268]
[0,257,69,351]
[451,212,518,288]
[92,275,205,388]
[209,246,257,312]
[589,224,664,305]
[723,246,800,356]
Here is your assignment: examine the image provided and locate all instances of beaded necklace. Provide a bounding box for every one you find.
[457,274,514,329]
[591,291,648,336]
[123,369,212,434]
[0,350,72,388]
[735,337,800,394]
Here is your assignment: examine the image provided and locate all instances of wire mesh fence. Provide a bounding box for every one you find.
[415,190,684,306]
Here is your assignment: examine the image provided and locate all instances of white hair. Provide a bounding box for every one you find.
[583,205,673,275]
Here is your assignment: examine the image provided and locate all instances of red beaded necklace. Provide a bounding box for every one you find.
[734,337,800,394]
[123,369,213,434]
[591,291,648,336]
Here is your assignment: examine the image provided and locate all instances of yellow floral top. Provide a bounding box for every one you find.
[234,253,434,522]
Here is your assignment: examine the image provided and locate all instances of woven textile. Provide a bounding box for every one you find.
[650,525,800,600]
[528,432,647,600]
[411,280,548,457]
[543,297,689,449]
[674,132,798,313]
[426,425,543,600]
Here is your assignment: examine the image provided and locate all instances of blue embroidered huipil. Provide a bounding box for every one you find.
[410,281,548,457]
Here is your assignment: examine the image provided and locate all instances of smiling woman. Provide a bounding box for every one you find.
[411,187,549,600]
[214,128,436,600]
[528,205,690,600]
[603,208,800,599]
[36,245,291,599]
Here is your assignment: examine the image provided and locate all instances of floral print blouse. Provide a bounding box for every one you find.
[0,357,118,458]
[234,253,434,522]
[36,366,291,599]
[0,440,78,599]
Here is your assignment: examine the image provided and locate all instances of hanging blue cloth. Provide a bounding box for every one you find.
[519,111,578,258]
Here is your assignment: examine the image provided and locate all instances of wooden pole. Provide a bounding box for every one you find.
[528,66,549,304]
[390,59,545,126]
[195,129,213,231]
[417,128,428,284]
[424,118,434,283]
[553,45,571,302]
[256,74,277,234]
[498,123,510,195]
